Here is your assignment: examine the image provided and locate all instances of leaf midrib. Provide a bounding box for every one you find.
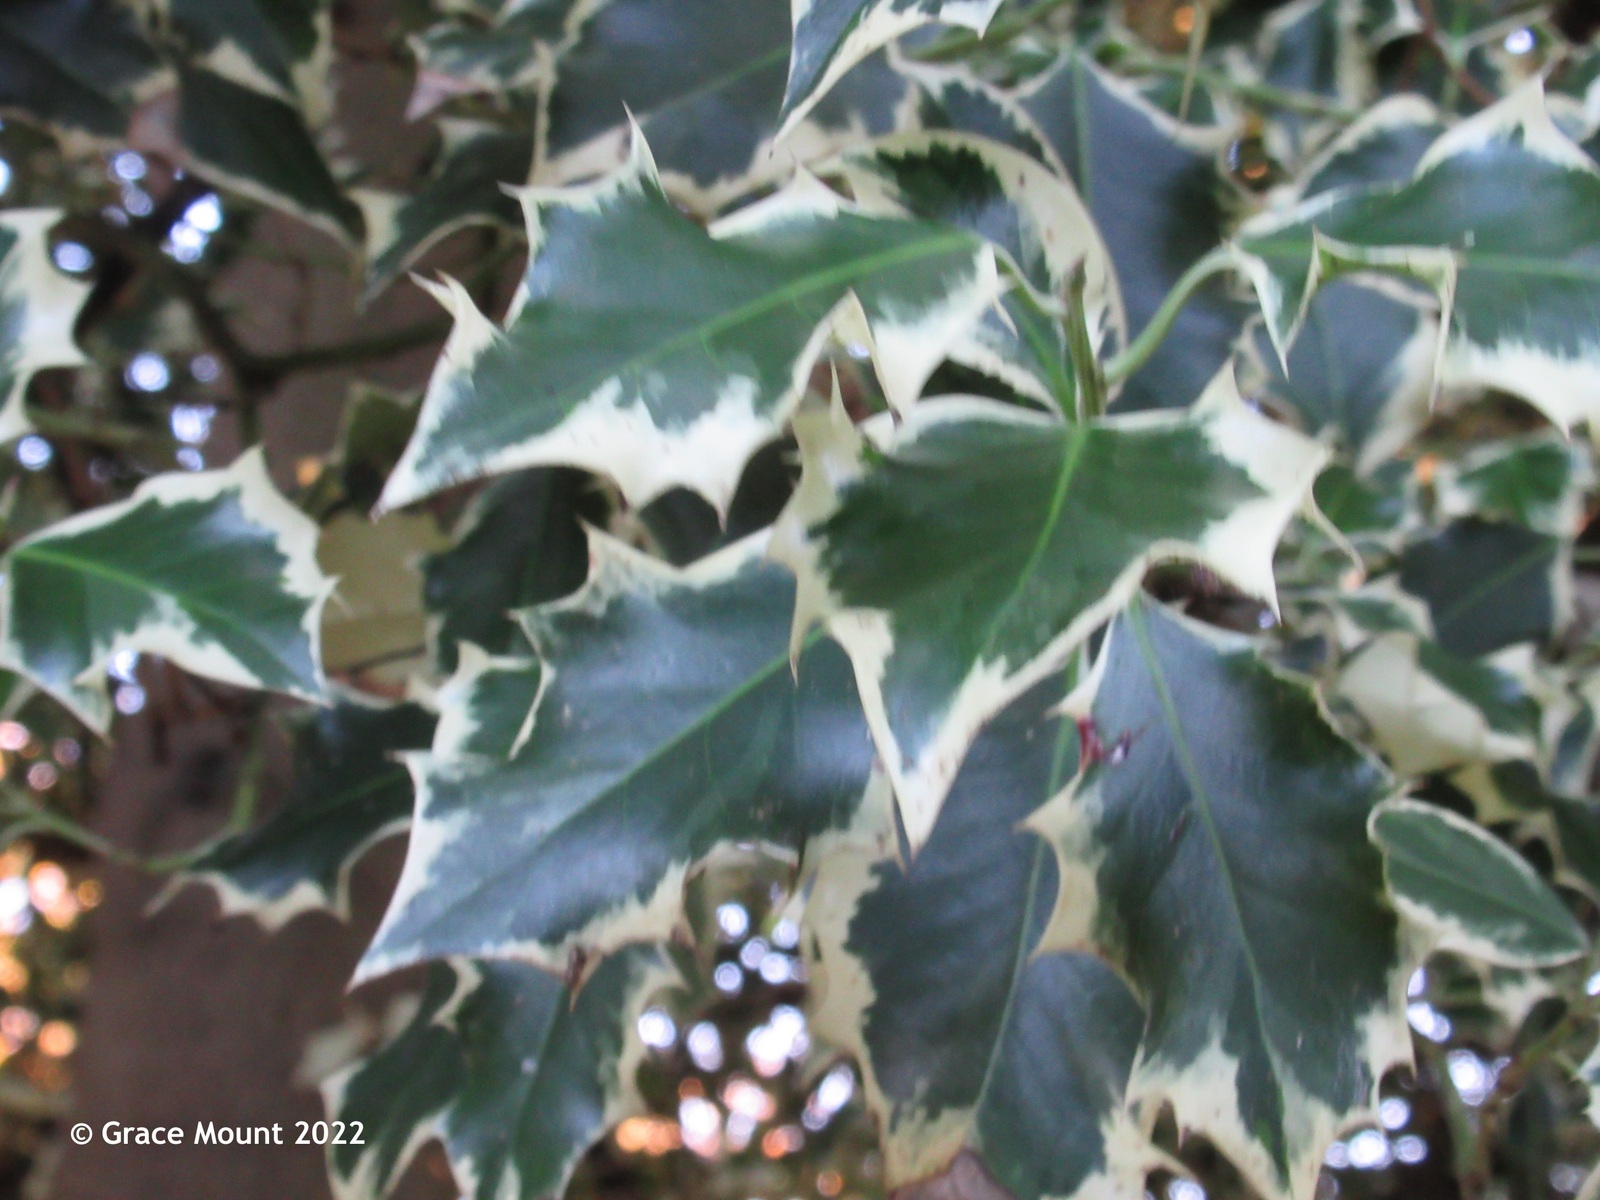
[968,706,1078,1135]
[1125,603,1291,1157]
[975,424,1090,665]
[416,627,829,948]
[1382,828,1573,938]
[497,223,978,439]
[13,539,302,681]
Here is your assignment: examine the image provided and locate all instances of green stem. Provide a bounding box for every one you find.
[1064,261,1106,420]
[1177,0,1213,122]
[1102,246,1236,384]
[1126,56,1359,119]
[911,0,1076,62]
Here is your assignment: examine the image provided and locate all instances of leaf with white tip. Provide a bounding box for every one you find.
[807,676,1159,1200]
[1293,94,1443,200]
[422,468,597,674]
[1434,433,1589,537]
[356,532,881,980]
[380,134,1001,513]
[154,0,332,117]
[1450,760,1600,904]
[1336,633,1540,777]
[171,698,435,929]
[1370,798,1587,968]
[0,209,93,444]
[780,0,1003,131]
[775,372,1325,848]
[358,121,533,299]
[1029,599,1411,1200]
[0,449,332,732]
[828,130,1122,411]
[326,945,679,1200]
[1236,279,1436,470]
[0,0,166,138]
[540,0,919,213]
[1236,83,1600,432]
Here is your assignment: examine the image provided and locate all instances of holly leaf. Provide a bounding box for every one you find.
[326,946,679,1200]
[0,209,93,444]
[0,449,332,732]
[1029,599,1411,1200]
[176,64,362,242]
[380,133,1001,514]
[154,0,332,117]
[1294,94,1443,199]
[541,0,919,213]
[421,468,597,674]
[1371,798,1587,967]
[358,121,533,299]
[1237,279,1436,469]
[775,372,1325,847]
[355,532,882,980]
[1396,518,1566,657]
[172,698,435,929]
[0,0,166,138]
[780,0,1003,130]
[1435,433,1588,537]
[1336,633,1540,776]
[1237,83,1600,432]
[829,130,1122,411]
[807,676,1158,1200]
[1016,53,1247,411]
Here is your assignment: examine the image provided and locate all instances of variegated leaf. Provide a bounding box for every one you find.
[0,450,331,732]
[1396,518,1567,657]
[1029,599,1411,1200]
[151,0,332,118]
[408,2,570,105]
[780,0,1003,131]
[1336,633,1539,776]
[0,209,93,444]
[828,130,1122,411]
[379,134,1000,513]
[1237,83,1600,432]
[1292,94,1443,200]
[1434,432,1589,537]
[1253,0,1369,164]
[356,532,880,980]
[1014,53,1247,411]
[1449,760,1600,905]
[326,946,679,1200]
[422,468,596,674]
[172,698,435,929]
[807,677,1159,1200]
[176,63,362,242]
[540,0,919,214]
[358,121,533,299]
[0,0,166,138]
[1370,798,1587,967]
[1236,279,1436,470]
[775,372,1325,848]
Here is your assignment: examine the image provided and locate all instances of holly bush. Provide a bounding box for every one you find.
[2,0,1600,1198]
